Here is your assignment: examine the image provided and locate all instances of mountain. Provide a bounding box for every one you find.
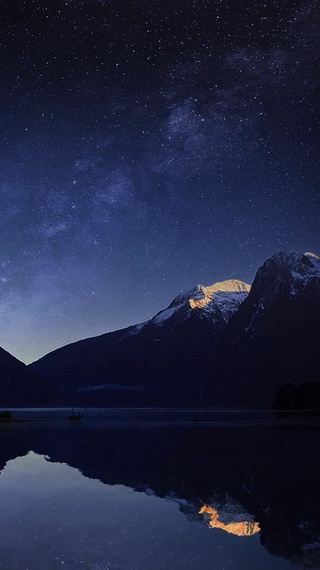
[29,279,250,406]
[29,250,320,408]
[211,251,320,407]
[0,345,59,406]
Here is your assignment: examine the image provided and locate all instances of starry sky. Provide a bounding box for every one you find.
[1,0,319,364]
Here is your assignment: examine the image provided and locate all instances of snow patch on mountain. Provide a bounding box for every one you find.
[211,291,250,323]
[289,252,320,296]
[304,251,320,264]
[152,304,184,325]
[125,322,147,336]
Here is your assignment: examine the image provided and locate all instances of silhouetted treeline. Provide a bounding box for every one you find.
[273,382,320,410]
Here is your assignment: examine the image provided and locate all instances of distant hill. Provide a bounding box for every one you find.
[0,346,60,406]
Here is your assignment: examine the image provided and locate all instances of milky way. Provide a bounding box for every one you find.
[1,0,319,362]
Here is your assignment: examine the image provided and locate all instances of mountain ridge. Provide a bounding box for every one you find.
[29,249,320,408]
[0,249,318,407]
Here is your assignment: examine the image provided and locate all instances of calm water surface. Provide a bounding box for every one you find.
[0,408,319,569]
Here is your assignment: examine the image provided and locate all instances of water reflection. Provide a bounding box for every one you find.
[0,412,319,569]
[199,505,260,536]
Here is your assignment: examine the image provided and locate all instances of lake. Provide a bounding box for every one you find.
[0,408,319,569]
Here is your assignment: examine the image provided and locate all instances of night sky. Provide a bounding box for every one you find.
[1,0,319,364]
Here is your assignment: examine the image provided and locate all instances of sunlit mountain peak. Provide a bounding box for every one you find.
[189,280,251,309]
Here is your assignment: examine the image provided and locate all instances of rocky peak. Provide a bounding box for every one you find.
[248,250,320,308]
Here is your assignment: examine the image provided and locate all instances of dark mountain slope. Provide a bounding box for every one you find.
[212,251,320,407]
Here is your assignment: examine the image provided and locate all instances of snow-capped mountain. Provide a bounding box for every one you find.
[212,251,320,407]
[29,250,320,408]
[29,279,251,407]
[134,279,250,332]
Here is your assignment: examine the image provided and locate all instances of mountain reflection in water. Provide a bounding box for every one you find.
[199,505,260,537]
[0,409,319,569]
